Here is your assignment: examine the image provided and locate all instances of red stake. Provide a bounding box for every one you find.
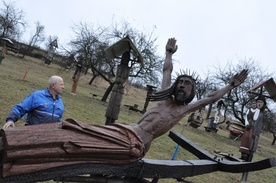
[22,68,29,80]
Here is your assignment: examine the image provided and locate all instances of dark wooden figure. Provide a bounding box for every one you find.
[142,85,157,113]
[205,100,225,133]
[105,51,130,124]
[187,109,204,128]
[104,36,143,125]
[44,39,58,65]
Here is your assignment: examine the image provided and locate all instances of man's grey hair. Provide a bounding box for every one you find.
[48,75,62,86]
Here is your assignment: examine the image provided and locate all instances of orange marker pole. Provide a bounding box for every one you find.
[22,68,29,80]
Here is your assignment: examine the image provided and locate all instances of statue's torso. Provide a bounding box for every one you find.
[136,99,187,140]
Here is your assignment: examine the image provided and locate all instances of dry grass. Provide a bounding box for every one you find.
[0,51,275,183]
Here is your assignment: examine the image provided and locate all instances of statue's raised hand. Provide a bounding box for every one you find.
[229,69,248,87]
[166,38,178,54]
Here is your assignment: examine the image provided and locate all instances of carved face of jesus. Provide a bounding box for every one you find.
[174,76,193,104]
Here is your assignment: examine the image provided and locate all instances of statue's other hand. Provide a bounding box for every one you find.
[229,69,248,87]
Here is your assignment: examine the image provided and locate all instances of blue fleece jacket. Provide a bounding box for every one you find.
[6,88,64,125]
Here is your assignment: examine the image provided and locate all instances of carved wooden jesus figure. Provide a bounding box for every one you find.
[0,38,248,177]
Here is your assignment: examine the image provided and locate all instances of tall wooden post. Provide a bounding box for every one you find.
[104,36,144,125]
[105,52,130,124]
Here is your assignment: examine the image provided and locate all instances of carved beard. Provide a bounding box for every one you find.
[174,90,187,105]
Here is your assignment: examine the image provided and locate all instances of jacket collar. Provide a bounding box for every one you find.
[45,88,60,99]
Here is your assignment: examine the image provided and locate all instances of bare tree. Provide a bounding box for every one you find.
[211,58,276,143]
[108,20,163,85]
[263,107,276,145]
[69,22,109,72]
[21,21,45,58]
[99,20,162,101]
[0,0,26,39]
[68,20,162,102]
[212,58,273,122]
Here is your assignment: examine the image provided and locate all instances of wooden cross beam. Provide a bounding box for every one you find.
[168,130,276,173]
[247,78,276,101]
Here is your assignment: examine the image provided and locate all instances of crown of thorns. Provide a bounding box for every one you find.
[174,69,199,83]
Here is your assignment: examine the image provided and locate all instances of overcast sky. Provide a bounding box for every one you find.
[5,0,276,78]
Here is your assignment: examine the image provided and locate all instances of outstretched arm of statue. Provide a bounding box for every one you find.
[186,69,248,114]
[161,38,178,90]
[205,69,248,101]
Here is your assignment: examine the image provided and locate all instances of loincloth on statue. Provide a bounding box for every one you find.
[0,119,145,177]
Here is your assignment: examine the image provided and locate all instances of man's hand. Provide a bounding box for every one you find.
[229,69,248,87]
[3,121,15,128]
[166,38,178,54]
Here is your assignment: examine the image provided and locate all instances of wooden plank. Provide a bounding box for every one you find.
[168,130,276,173]
[247,78,272,92]
[247,78,276,101]
[0,159,219,182]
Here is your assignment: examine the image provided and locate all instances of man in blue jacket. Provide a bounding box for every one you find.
[3,75,65,128]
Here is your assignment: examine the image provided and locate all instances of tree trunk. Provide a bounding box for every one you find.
[101,83,114,102]
[84,67,89,75]
[272,132,276,145]
[89,75,98,85]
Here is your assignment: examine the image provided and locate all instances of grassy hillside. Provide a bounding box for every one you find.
[0,52,275,183]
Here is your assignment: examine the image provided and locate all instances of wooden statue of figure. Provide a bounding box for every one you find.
[187,108,204,128]
[240,96,266,162]
[249,96,266,160]
[239,99,259,161]
[240,96,266,182]
[205,100,225,132]
[105,51,130,124]
[212,100,225,128]
[142,85,157,113]
[0,38,248,177]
